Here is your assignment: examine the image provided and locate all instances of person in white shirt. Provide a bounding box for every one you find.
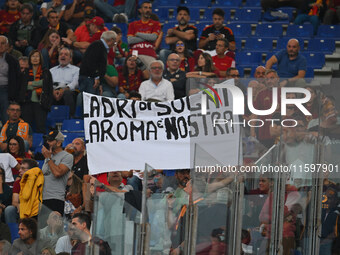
[50,47,79,117]
[0,153,20,185]
[139,60,175,102]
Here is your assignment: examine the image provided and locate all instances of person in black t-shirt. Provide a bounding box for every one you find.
[198,8,235,51]
[160,6,198,64]
[65,138,88,180]
[41,10,74,40]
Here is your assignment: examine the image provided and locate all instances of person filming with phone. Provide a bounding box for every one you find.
[41,130,73,219]
[198,8,236,51]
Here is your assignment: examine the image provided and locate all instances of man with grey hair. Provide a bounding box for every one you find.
[163,53,187,99]
[139,60,174,102]
[79,30,117,96]
[41,130,73,217]
[50,47,79,117]
[0,35,21,125]
[266,38,306,85]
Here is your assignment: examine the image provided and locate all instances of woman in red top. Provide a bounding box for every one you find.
[38,29,61,69]
[117,55,149,99]
[174,40,195,72]
[7,136,31,180]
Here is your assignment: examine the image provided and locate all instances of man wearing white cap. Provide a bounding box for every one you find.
[41,130,73,216]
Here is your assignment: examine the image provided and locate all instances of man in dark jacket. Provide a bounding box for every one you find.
[8,3,42,56]
[79,31,117,96]
[0,35,21,125]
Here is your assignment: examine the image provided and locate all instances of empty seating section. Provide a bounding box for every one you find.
[46,105,70,129]
[244,38,273,52]
[227,23,252,39]
[244,0,261,7]
[213,0,242,8]
[307,39,335,54]
[61,119,85,133]
[255,24,283,38]
[233,8,262,23]
[235,52,262,68]
[286,24,314,39]
[316,25,340,40]
[302,52,325,69]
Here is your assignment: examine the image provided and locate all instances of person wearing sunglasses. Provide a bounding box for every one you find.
[160,6,198,64]
[174,40,195,72]
[0,102,33,152]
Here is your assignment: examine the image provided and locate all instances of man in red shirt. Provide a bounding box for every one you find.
[212,39,235,77]
[0,0,21,35]
[63,16,107,53]
[127,1,161,68]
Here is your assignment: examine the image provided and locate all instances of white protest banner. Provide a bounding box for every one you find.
[83,79,240,174]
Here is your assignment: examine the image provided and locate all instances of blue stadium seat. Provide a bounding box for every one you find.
[233,8,262,23]
[316,25,340,40]
[235,38,242,51]
[244,38,273,52]
[238,67,245,78]
[62,119,85,133]
[63,132,85,147]
[307,38,335,54]
[286,24,314,39]
[74,106,82,119]
[189,8,201,22]
[255,24,283,38]
[47,105,70,124]
[153,0,180,7]
[245,0,261,7]
[302,52,325,69]
[37,160,44,169]
[236,52,262,67]
[153,7,169,22]
[214,0,242,7]
[182,0,211,7]
[276,38,304,51]
[228,23,252,39]
[32,133,43,152]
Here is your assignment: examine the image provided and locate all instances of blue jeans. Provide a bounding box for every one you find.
[0,86,9,125]
[41,48,50,69]
[4,205,19,224]
[294,14,320,35]
[94,0,136,21]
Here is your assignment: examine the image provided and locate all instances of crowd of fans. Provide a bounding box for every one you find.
[0,0,340,254]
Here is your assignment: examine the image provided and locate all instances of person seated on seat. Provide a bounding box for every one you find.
[117,54,149,99]
[173,40,195,72]
[186,52,218,78]
[39,211,66,250]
